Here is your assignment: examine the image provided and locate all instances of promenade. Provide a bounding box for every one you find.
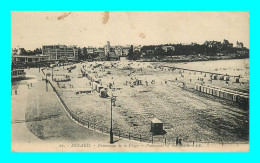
[11,68,145,152]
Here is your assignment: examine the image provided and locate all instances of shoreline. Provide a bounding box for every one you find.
[138,56,249,63]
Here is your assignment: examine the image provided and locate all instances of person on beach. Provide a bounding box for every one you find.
[178,139,182,146]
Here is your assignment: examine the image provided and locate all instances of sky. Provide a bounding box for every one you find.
[11,11,249,50]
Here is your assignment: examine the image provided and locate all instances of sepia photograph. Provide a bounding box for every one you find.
[11,11,249,152]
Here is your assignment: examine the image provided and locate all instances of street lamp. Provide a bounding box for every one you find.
[52,67,54,81]
[45,73,48,92]
[110,95,116,144]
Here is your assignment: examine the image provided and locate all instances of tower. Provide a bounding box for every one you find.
[107,41,110,52]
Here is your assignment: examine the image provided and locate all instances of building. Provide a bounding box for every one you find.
[11,69,26,81]
[162,45,175,52]
[114,45,123,56]
[223,39,229,45]
[104,41,111,56]
[86,46,95,55]
[95,47,105,55]
[122,46,131,56]
[42,45,78,61]
[95,48,106,61]
[133,45,142,52]
[12,55,48,63]
[204,41,222,49]
[222,39,233,48]
[236,41,244,48]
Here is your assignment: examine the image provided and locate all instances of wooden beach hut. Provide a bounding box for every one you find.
[151,118,164,135]
[203,86,208,93]
[223,91,228,100]
[243,96,249,106]
[218,75,224,80]
[207,87,211,94]
[224,75,230,81]
[215,89,220,97]
[233,94,239,102]
[100,89,108,98]
[227,92,233,101]
[219,90,224,98]
[235,77,240,83]
[209,87,214,95]
[212,74,217,80]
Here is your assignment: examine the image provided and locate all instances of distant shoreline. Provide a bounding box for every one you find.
[139,56,249,63]
[11,55,249,69]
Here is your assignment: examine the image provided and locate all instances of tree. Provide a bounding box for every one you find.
[83,47,87,60]
[128,45,134,60]
[133,50,141,60]
[77,48,84,60]
[154,46,164,58]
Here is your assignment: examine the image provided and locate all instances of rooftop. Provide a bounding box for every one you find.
[151,118,163,123]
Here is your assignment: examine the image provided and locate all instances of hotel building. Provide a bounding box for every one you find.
[42,45,78,61]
